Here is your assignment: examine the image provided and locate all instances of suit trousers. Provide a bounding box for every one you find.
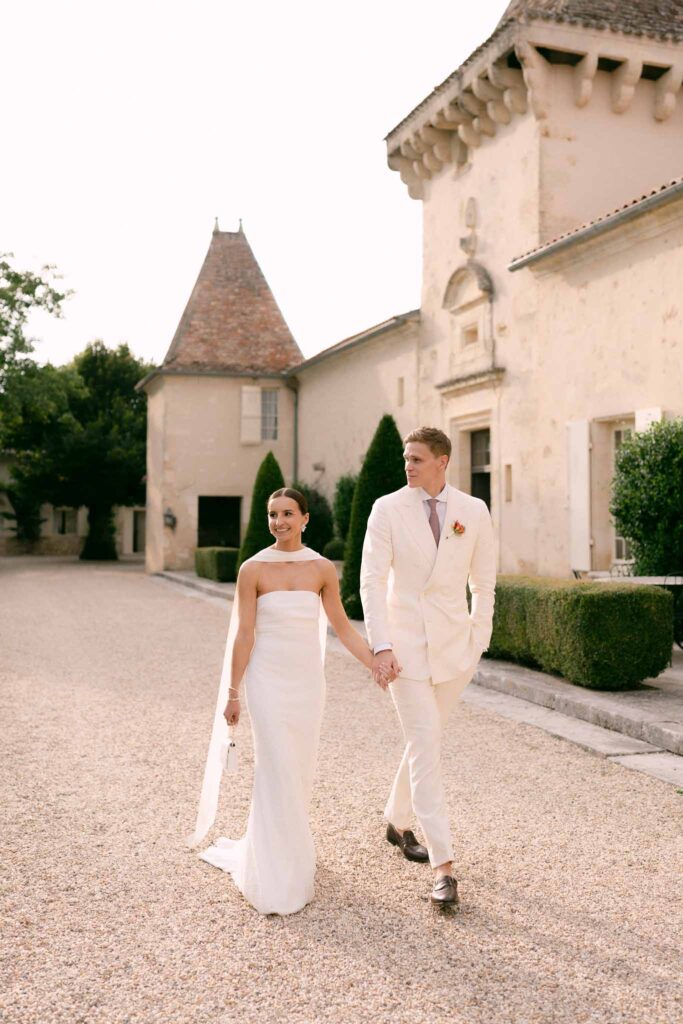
[384,674,467,868]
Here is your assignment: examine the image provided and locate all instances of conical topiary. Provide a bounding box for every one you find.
[237,451,285,568]
[341,414,406,619]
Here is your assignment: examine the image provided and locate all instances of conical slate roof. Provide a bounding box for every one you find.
[498,0,683,40]
[163,227,303,375]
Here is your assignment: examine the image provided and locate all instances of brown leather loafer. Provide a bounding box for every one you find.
[386,822,429,863]
[430,874,459,907]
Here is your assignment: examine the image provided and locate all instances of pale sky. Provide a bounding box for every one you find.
[5,0,506,368]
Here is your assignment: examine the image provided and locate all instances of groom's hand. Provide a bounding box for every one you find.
[372,651,401,687]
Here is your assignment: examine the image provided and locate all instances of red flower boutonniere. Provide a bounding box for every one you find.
[450,520,466,537]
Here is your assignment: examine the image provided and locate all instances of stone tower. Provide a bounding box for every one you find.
[139,225,303,572]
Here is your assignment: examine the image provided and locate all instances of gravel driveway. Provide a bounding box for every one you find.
[1,557,682,1024]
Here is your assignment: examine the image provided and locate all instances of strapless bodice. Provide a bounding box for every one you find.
[254,590,321,636]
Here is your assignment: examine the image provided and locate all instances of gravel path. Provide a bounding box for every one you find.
[2,557,682,1024]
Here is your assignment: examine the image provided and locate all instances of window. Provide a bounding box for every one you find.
[504,463,512,502]
[397,377,405,407]
[54,508,77,535]
[261,389,278,441]
[471,429,491,508]
[613,428,633,562]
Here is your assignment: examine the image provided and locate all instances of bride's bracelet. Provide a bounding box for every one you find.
[228,687,241,701]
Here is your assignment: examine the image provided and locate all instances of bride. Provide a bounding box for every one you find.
[187,487,386,915]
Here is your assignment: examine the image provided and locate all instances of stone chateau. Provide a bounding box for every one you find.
[8,0,682,574]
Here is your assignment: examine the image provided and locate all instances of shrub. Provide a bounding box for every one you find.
[293,481,334,555]
[195,547,239,582]
[487,575,672,690]
[332,473,357,542]
[610,418,683,574]
[237,452,285,568]
[323,536,346,560]
[341,414,405,619]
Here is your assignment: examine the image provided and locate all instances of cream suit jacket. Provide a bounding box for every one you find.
[360,484,496,684]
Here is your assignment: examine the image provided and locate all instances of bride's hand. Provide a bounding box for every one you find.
[224,698,241,726]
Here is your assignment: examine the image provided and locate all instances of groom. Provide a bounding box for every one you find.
[360,426,496,907]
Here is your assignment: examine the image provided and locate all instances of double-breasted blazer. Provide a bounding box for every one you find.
[360,484,496,684]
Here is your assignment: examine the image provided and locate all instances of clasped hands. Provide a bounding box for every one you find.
[371,650,402,690]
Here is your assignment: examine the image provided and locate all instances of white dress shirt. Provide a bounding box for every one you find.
[374,483,448,654]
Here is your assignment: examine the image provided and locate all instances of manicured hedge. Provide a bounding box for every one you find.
[323,536,345,560]
[487,576,672,690]
[195,547,239,583]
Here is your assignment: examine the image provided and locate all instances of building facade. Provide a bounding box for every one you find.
[141,0,683,577]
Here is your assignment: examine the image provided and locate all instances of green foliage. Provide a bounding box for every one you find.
[0,479,45,543]
[238,451,285,568]
[322,536,346,560]
[332,473,357,541]
[341,415,405,619]
[196,547,239,582]
[0,254,69,390]
[293,480,333,554]
[487,575,672,690]
[1,341,152,561]
[610,419,683,574]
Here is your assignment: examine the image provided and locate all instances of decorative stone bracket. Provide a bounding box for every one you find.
[387,21,683,198]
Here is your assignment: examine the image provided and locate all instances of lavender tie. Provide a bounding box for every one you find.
[427,498,440,547]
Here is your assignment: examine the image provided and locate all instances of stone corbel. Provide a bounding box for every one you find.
[515,42,550,120]
[422,149,443,173]
[387,154,425,200]
[611,59,643,114]
[432,102,466,129]
[574,52,598,108]
[420,124,456,163]
[473,113,496,137]
[488,61,527,115]
[654,63,683,121]
[412,160,432,180]
[487,99,512,125]
[399,140,421,160]
[458,121,481,148]
[472,76,502,103]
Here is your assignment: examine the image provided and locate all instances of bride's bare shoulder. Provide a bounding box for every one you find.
[237,560,260,588]
[317,557,339,582]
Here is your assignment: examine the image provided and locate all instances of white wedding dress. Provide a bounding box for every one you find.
[187,547,327,917]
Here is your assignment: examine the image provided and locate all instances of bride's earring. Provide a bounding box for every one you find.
[302,525,307,532]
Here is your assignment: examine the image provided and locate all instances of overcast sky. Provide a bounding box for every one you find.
[5,0,506,367]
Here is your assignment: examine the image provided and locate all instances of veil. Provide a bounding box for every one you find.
[185,545,327,848]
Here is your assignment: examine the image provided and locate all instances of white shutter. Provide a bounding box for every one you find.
[240,386,261,444]
[635,407,662,433]
[567,420,591,572]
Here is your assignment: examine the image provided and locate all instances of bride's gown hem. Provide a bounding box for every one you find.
[199,590,325,917]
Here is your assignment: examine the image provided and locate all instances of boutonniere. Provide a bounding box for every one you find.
[449,520,466,537]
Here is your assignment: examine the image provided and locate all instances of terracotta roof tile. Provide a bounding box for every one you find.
[163,228,303,375]
[499,1,683,40]
[509,175,683,267]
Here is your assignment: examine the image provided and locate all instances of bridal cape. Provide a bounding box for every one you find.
[187,546,328,915]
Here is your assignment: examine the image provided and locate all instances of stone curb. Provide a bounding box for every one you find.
[474,660,683,757]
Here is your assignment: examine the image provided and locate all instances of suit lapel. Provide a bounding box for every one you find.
[401,489,438,568]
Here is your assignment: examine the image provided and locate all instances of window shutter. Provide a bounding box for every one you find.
[635,407,662,433]
[240,386,261,444]
[567,420,591,572]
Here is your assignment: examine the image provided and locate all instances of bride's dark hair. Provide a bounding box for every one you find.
[268,487,309,515]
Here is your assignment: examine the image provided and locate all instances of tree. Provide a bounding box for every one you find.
[332,473,357,542]
[0,255,68,391]
[293,481,333,555]
[341,415,405,618]
[610,418,683,574]
[0,361,84,543]
[3,342,152,560]
[238,451,285,568]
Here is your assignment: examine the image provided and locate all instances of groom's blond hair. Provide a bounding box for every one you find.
[403,426,451,460]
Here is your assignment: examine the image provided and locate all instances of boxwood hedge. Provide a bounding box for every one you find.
[486,576,672,690]
[195,546,239,583]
